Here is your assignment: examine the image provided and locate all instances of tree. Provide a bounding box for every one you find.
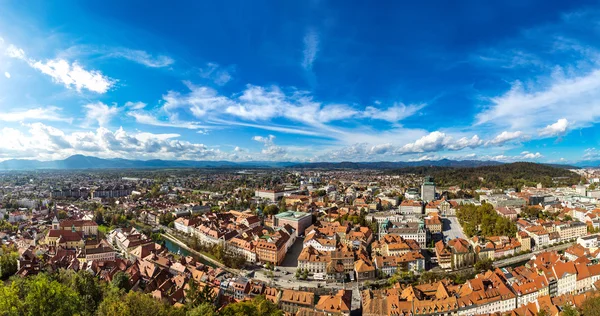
[188,303,218,316]
[94,211,105,225]
[0,282,22,316]
[263,205,280,216]
[57,210,68,219]
[0,246,18,279]
[221,295,283,316]
[22,274,82,316]
[98,290,183,316]
[252,295,283,316]
[474,258,493,273]
[111,271,130,291]
[536,309,550,316]
[581,295,600,316]
[186,278,216,308]
[561,304,579,316]
[72,270,104,316]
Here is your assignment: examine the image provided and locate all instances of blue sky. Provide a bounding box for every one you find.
[1,0,600,163]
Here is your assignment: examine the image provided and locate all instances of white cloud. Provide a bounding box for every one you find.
[163,81,233,118]
[0,106,72,123]
[302,29,319,70]
[487,131,524,146]
[409,154,440,162]
[252,135,276,145]
[84,102,120,127]
[109,48,174,68]
[369,143,394,155]
[521,151,543,159]
[539,118,569,137]
[31,59,115,93]
[447,135,483,150]
[0,123,223,161]
[252,134,287,158]
[5,43,115,93]
[5,44,25,59]
[226,85,286,120]
[4,72,10,79]
[396,131,452,154]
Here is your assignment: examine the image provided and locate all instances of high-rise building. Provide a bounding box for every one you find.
[421,175,436,202]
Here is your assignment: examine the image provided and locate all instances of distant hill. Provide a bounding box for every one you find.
[0,155,581,172]
[290,159,504,169]
[574,160,600,168]
[390,162,581,189]
[0,155,295,170]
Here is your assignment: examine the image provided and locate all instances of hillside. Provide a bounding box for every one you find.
[390,162,581,189]
[290,159,504,169]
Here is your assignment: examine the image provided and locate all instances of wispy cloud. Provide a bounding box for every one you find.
[199,62,233,85]
[128,111,211,130]
[0,106,72,123]
[109,48,174,68]
[302,29,319,70]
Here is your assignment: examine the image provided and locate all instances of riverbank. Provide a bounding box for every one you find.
[162,232,237,272]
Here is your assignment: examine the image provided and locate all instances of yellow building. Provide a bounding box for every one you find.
[46,229,85,249]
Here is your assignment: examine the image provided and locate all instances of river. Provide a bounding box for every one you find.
[163,237,217,268]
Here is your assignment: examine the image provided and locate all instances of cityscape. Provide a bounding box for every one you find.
[0,164,600,315]
[3,1,600,315]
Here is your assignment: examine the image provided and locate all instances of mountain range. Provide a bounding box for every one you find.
[0,154,593,170]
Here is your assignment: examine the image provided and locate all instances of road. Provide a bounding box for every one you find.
[493,241,576,268]
[442,216,467,242]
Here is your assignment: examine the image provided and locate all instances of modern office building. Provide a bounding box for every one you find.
[421,176,436,202]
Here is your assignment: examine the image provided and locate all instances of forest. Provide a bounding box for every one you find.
[390,162,581,189]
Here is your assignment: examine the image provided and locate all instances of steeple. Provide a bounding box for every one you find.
[52,215,59,230]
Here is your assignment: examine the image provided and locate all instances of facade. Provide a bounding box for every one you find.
[45,229,85,249]
[227,237,257,263]
[435,238,475,271]
[400,200,423,215]
[525,226,550,249]
[298,246,329,274]
[92,186,133,199]
[84,247,116,262]
[578,235,599,248]
[50,188,90,199]
[256,233,289,266]
[421,176,436,202]
[255,190,284,201]
[279,290,314,315]
[58,219,98,236]
[380,220,427,247]
[555,221,587,241]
